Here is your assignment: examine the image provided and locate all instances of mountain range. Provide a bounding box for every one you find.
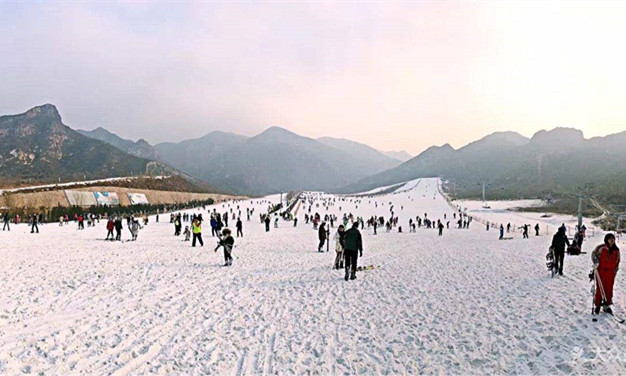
[77,120,407,195]
[0,105,169,183]
[2,104,624,205]
[340,128,626,203]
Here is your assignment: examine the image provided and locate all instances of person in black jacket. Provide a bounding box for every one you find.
[343,222,363,281]
[551,227,570,275]
[215,228,235,266]
[114,217,123,241]
[2,212,9,231]
[318,222,327,252]
[236,218,243,237]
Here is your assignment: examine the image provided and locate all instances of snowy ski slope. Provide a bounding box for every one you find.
[0,178,624,374]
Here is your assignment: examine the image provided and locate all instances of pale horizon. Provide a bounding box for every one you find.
[1,1,625,155]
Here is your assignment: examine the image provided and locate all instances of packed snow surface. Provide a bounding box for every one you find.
[1,178,625,374]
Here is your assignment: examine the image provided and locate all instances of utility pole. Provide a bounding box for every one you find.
[482,181,486,202]
[578,196,583,231]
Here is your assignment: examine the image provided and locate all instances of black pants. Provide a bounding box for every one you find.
[31,223,38,233]
[116,229,121,240]
[106,230,114,239]
[3,222,9,231]
[344,249,358,275]
[211,227,217,237]
[265,224,270,232]
[318,238,325,251]
[237,228,243,237]
[193,233,204,247]
[224,248,232,263]
[554,249,565,273]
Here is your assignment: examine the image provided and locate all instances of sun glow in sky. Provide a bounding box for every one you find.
[1,1,625,154]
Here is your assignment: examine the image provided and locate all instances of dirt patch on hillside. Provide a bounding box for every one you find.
[0,187,244,210]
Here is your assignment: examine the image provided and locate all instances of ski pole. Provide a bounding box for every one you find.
[594,268,608,306]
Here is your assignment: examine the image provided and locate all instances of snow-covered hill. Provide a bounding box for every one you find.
[0,178,624,374]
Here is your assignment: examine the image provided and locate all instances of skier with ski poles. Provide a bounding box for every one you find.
[215,228,235,266]
[592,233,620,315]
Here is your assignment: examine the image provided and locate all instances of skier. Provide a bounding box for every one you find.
[183,226,191,241]
[318,222,327,252]
[438,221,444,236]
[114,217,123,241]
[215,228,235,266]
[535,223,540,236]
[2,212,10,231]
[130,219,140,241]
[30,214,39,233]
[499,224,504,240]
[520,224,529,239]
[265,216,270,232]
[343,222,363,281]
[192,217,204,247]
[333,225,345,269]
[106,218,115,240]
[294,217,298,227]
[210,216,218,237]
[551,227,570,275]
[236,218,243,237]
[592,233,620,314]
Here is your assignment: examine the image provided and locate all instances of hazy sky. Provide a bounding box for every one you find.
[1,1,625,154]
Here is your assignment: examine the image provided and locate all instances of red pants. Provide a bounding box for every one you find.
[595,268,616,306]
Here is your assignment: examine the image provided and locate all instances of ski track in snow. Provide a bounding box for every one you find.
[0,178,625,375]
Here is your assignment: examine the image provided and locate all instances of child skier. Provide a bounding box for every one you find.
[183,226,191,241]
[215,228,235,266]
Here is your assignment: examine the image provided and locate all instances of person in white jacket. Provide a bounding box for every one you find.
[333,225,346,270]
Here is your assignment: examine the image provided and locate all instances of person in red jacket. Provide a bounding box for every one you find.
[592,233,620,314]
[106,219,115,240]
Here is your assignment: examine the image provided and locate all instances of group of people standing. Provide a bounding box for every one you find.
[329,222,364,281]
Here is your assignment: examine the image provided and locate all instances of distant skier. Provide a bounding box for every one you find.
[2,212,10,231]
[114,217,123,241]
[215,228,234,266]
[236,218,243,237]
[551,227,570,275]
[318,222,327,252]
[343,222,363,281]
[438,221,444,236]
[499,224,504,240]
[592,233,620,314]
[520,224,529,239]
[265,216,270,232]
[293,217,298,227]
[130,219,140,241]
[106,218,115,240]
[192,217,204,247]
[210,216,218,237]
[535,223,540,236]
[30,214,39,233]
[333,225,345,269]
